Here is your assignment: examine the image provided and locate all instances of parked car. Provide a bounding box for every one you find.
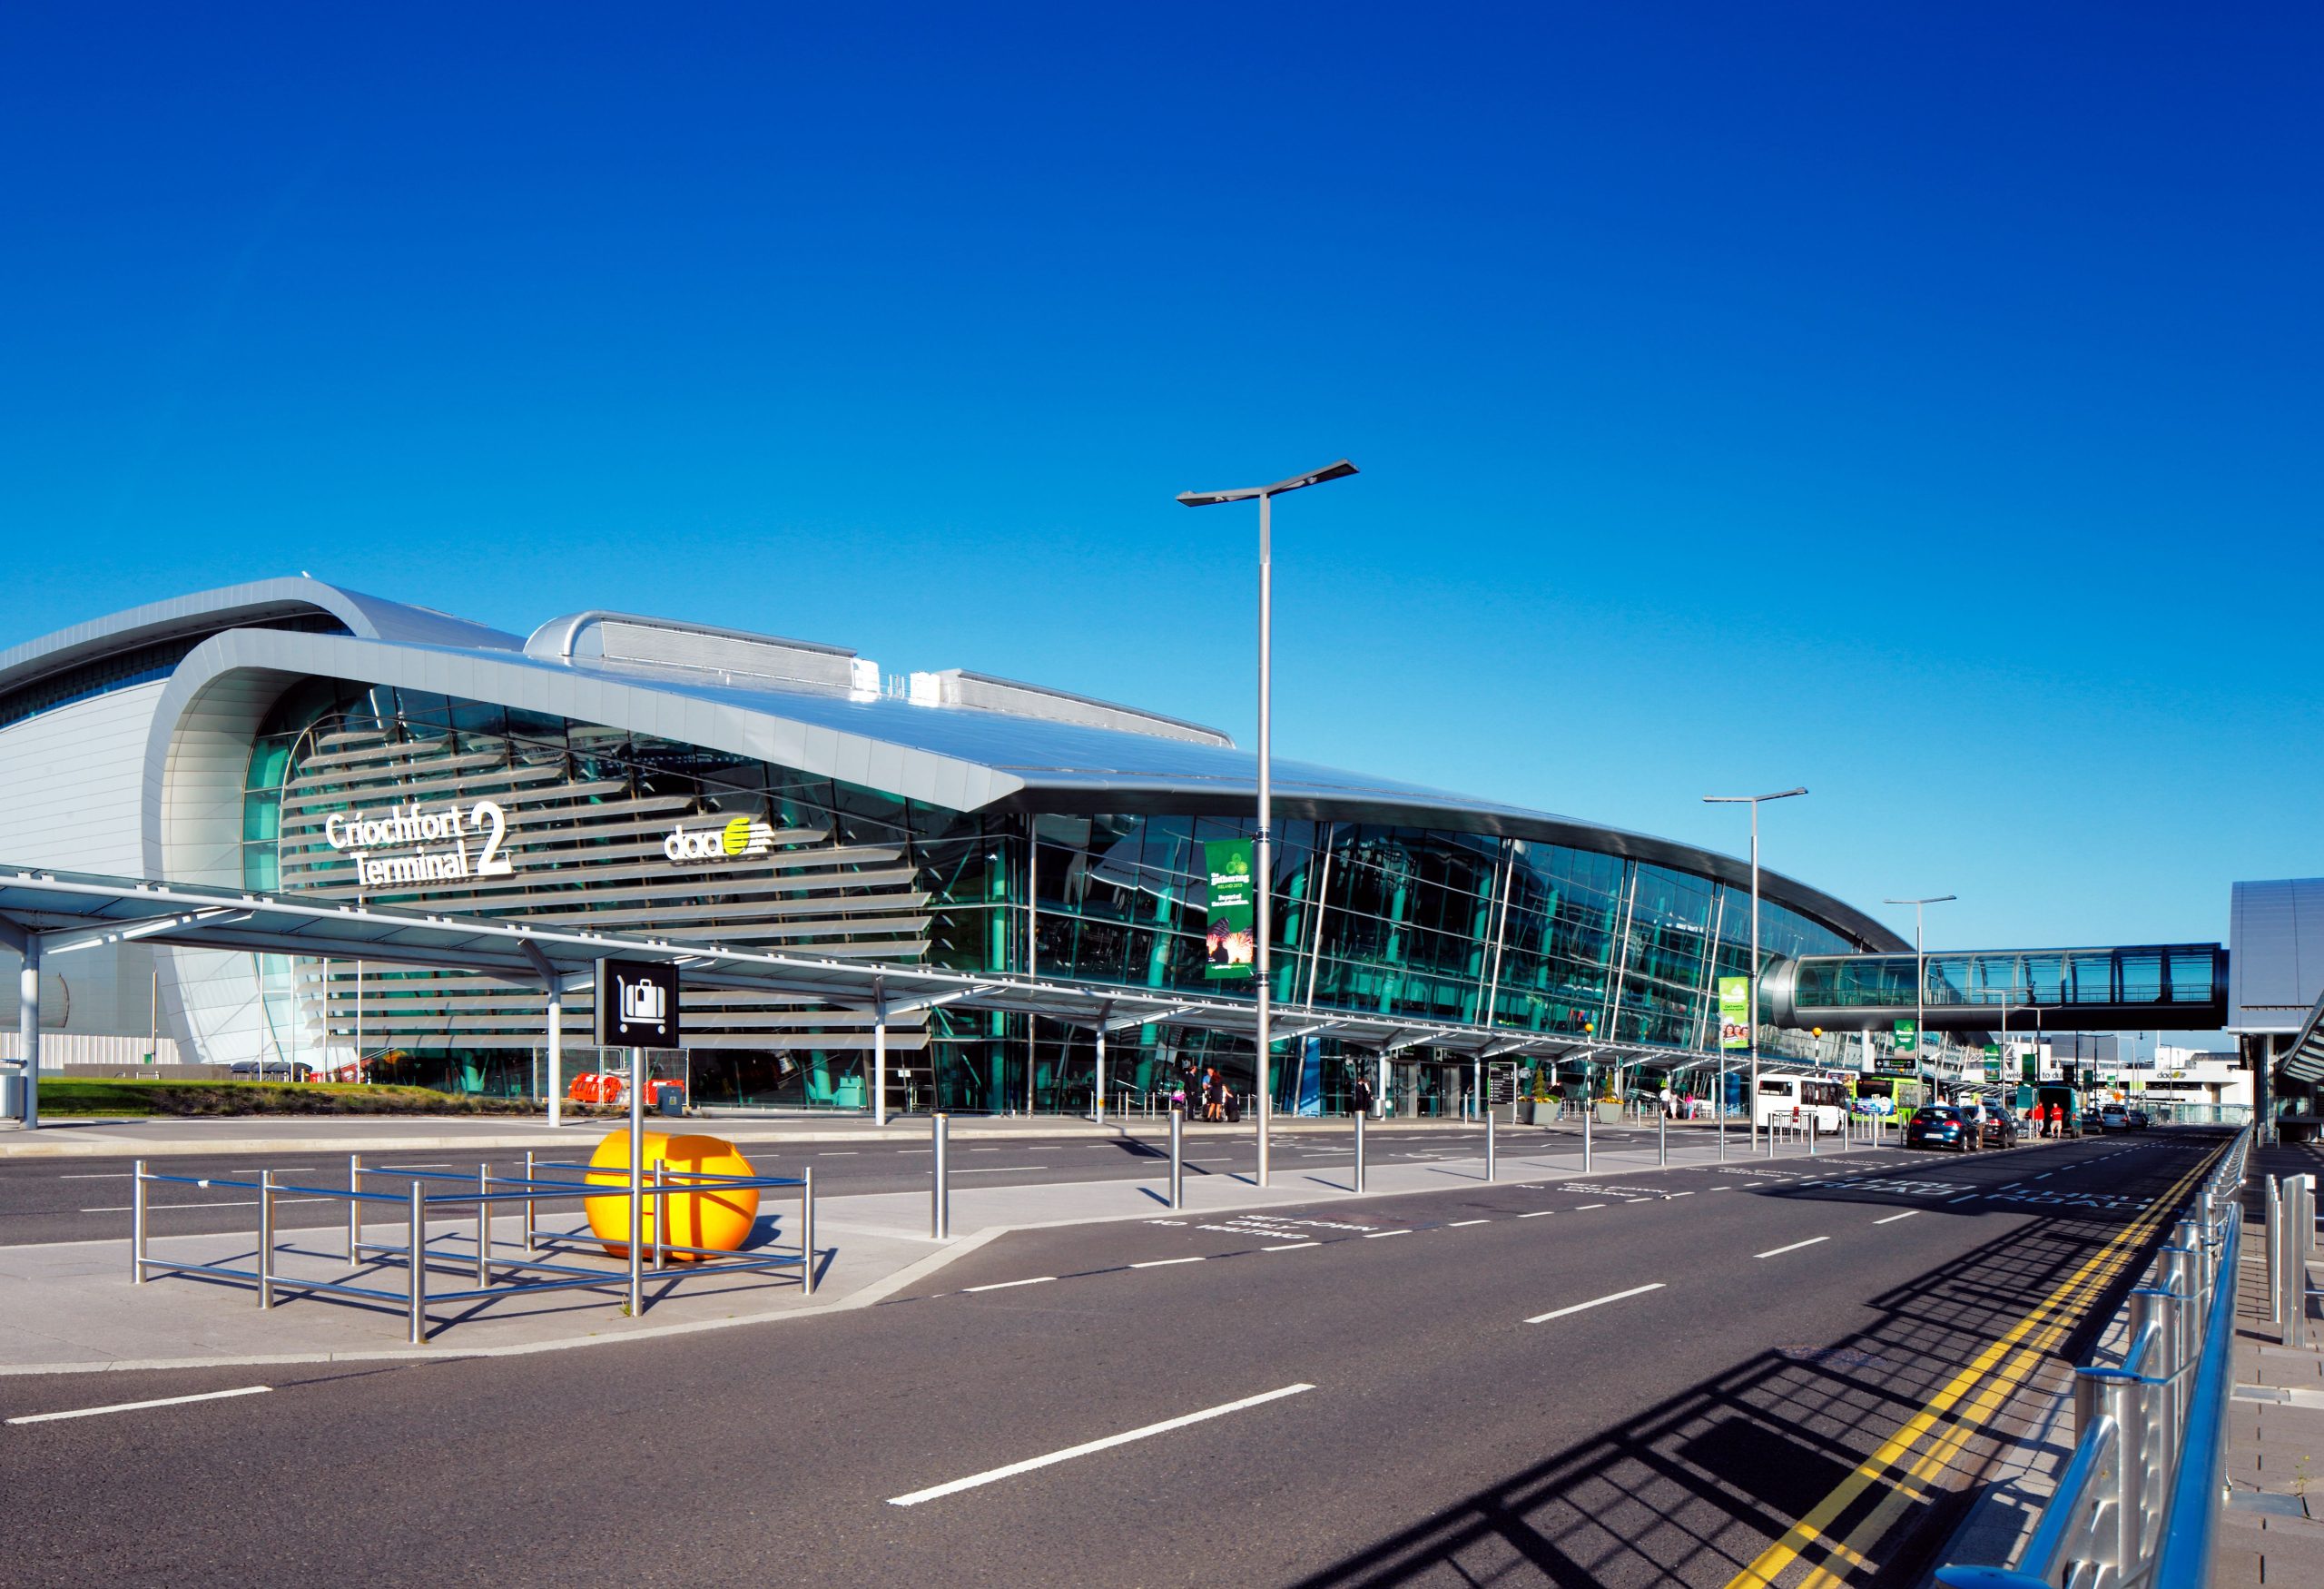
[1906,1104,1974,1152]
[2099,1104,2131,1132]
[1963,1103,2017,1149]
[228,1060,313,1081]
[2128,1108,2151,1130]
[2080,1109,2105,1135]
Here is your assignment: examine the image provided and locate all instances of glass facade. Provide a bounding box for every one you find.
[240,678,1881,1111]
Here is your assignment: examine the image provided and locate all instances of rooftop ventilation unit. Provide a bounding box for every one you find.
[906,668,1231,747]
[527,613,873,697]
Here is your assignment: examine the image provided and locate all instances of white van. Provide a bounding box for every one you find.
[1753,1072,1846,1134]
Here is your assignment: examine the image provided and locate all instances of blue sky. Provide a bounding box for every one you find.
[3,3,2317,964]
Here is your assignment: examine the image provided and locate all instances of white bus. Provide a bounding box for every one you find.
[1753,1071,1847,1134]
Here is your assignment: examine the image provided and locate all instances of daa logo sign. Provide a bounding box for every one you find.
[596,958,681,1048]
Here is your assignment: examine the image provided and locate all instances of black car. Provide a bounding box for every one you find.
[1964,1104,2017,1149]
[1906,1104,1974,1152]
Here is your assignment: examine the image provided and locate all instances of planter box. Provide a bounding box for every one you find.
[1594,1101,1624,1126]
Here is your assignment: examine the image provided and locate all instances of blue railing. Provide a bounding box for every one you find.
[1935,1125,2250,1589]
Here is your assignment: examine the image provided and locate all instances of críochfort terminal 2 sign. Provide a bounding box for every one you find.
[324,800,514,888]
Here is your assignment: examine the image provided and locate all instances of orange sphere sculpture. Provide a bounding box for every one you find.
[584,1130,761,1260]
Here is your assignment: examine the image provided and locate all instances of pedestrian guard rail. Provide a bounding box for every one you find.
[1935,1124,2252,1589]
[130,1151,817,1345]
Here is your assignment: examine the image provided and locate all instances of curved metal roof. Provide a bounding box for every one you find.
[0,576,520,700]
[16,576,1898,952]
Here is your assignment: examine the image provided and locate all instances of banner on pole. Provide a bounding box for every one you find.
[1717,977,1750,1050]
[1203,838,1256,980]
[1894,1017,1918,1053]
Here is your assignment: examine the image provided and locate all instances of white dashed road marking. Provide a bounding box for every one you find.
[1526,1283,1668,1324]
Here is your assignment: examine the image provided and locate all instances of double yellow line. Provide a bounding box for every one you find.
[1724,1143,2224,1589]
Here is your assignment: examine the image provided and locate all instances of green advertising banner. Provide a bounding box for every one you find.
[1717,977,1750,1050]
[1894,1018,1918,1053]
[1203,838,1256,980]
[2021,1053,2039,1083]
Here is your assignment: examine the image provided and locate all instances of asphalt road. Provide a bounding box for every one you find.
[0,1128,2223,1587]
[0,1122,1687,1247]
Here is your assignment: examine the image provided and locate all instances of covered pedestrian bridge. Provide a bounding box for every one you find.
[1761,943,2228,1033]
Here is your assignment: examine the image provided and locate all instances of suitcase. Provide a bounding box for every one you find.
[1225,1096,1243,1123]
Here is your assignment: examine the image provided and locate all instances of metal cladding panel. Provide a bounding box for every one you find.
[863,741,908,801]
[0,681,163,874]
[2230,878,2324,1031]
[0,577,518,696]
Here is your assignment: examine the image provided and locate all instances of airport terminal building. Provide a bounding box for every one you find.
[0,577,1911,1114]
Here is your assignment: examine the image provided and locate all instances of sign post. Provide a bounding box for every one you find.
[596,958,679,1318]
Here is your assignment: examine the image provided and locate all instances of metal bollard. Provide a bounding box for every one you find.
[2130,1285,2179,1504]
[131,1159,148,1284]
[348,1152,362,1265]
[258,1170,276,1309]
[1353,1109,1366,1194]
[523,1149,537,1256]
[1658,1113,1667,1168]
[931,1112,950,1239]
[2267,1175,2281,1324]
[2079,1367,2139,1574]
[1808,1120,1818,1158]
[651,1162,666,1272]
[408,1179,428,1345]
[478,1162,493,1286]
[2287,1176,2314,1347]
[1486,1110,1497,1183]
[1168,1105,1186,1209]
[1582,1105,1593,1173]
[801,1165,817,1296]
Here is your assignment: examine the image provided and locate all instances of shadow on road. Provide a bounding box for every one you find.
[1286,1133,2224,1589]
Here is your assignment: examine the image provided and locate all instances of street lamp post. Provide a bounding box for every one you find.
[1884,894,1955,1104]
[1704,787,1807,1154]
[1177,459,1358,1189]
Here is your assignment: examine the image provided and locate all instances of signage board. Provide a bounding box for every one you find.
[596,958,680,1048]
[1894,1018,1918,1053]
[326,798,516,890]
[1718,977,1751,1050]
[1203,839,1256,980]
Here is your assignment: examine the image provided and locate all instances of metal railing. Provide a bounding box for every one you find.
[1935,1125,2250,1589]
[131,1150,818,1345]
